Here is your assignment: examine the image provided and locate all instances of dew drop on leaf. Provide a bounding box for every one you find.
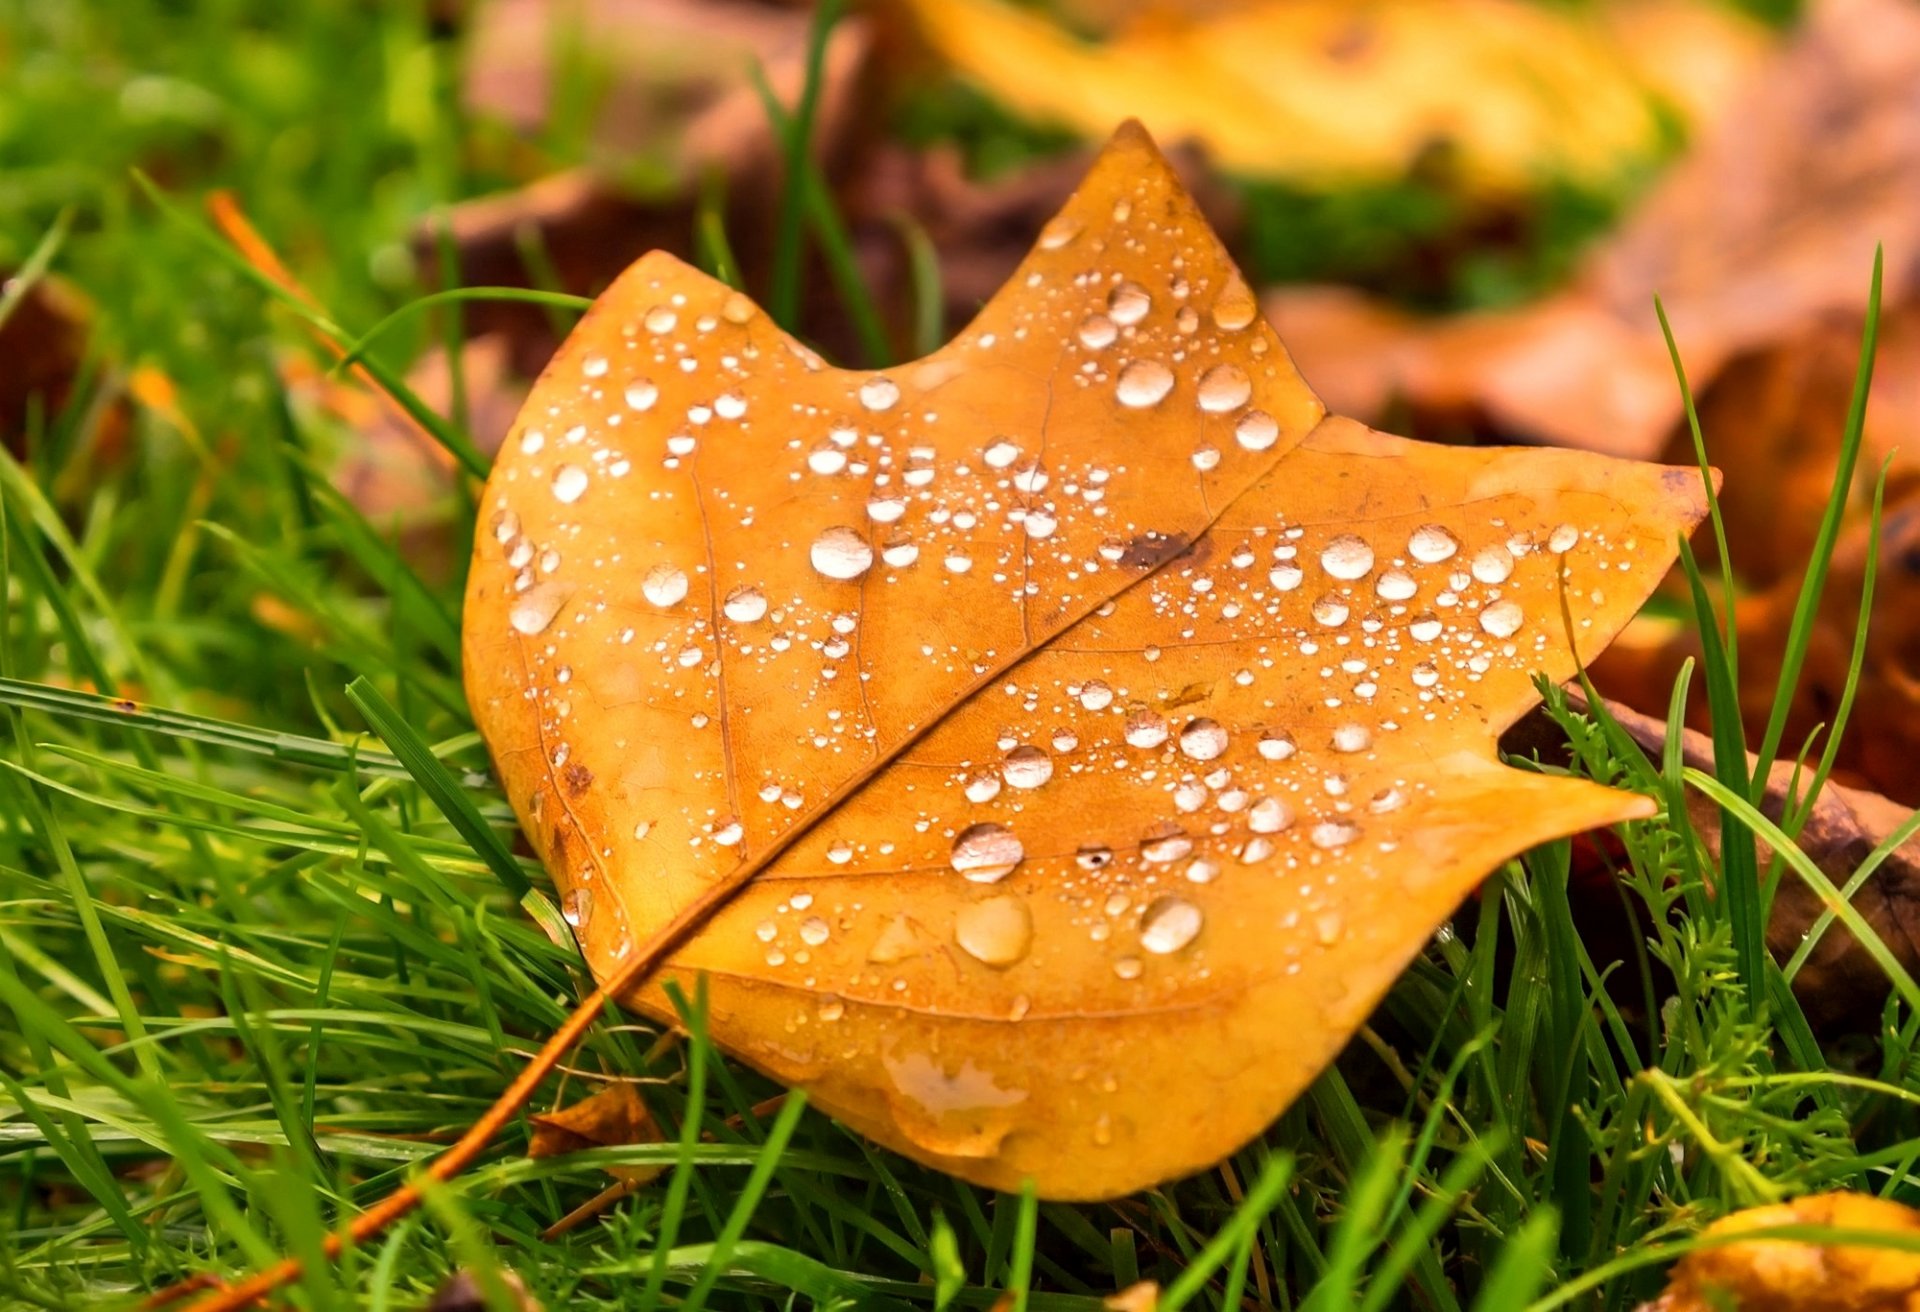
[1471,545,1514,584]
[1196,364,1251,413]
[953,896,1033,968]
[551,464,589,504]
[1320,534,1375,580]
[951,823,1024,883]
[1408,524,1459,563]
[1479,600,1524,637]
[1116,360,1174,408]
[1001,745,1054,789]
[1257,729,1296,761]
[811,526,875,580]
[859,376,900,412]
[1234,409,1278,451]
[641,564,689,608]
[1108,281,1151,325]
[1124,709,1169,748]
[1140,896,1203,954]
[723,587,768,623]
[1177,718,1229,760]
[624,380,658,411]
[1247,796,1293,834]
[509,581,571,635]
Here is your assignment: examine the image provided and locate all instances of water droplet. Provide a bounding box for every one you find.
[1191,444,1221,472]
[712,819,744,847]
[723,587,768,623]
[1077,844,1113,870]
[582,354,608,378]
[1314,910,1345,946]
[811,526,874,580]
[984,439,1021,469]
[1258,729,1296,761]
[1140,896,1202,954]
[951,823,1023,883]
[509,582,571,635]
[1412,661,1439,687]
[1549,523,1580,553]
[944,551,973,574]
[954,896,1033,967]
[1479,600,1524,637]
[881,537,920,568]
[1113,955,1144,981]
[1108,281,1151,325]
[1471,545,1514,585]
[625,380,658,411]
[1002,746,1054,790]
[1178,718,1229,761]
[1116,360,1174,408]
[1024,510,1058,539]
[1079,314,1118,349]
[1124,709,1169,749]
[806,442,847,475]
[1408,524,1459,564]
[1212,275,1258,331]
[866,494,907,524]
[1270,563,1304,591]
[1330,723,1373,753]
[965,772,1003,804]
[1141,828,1194,864]
[858,376,900,412]
[644,305,677,334]
[1196,364,1251,414]
[519,429,546,455]
[1038,215,1082,250]
[1185,857,1221,884]
[561,886,593,929]
[1079,680,1115,711]
[1310,820,1360,849]
[1247,796,1293,834]
[799,916,831,947]
[1311,594,1350,627]
[1369,786,1407,814]
[551,464,589,504]
[1408,613,1443,642]
[641,564,689,607]
[1321,534,1375,580]
[1235,409,1278,451]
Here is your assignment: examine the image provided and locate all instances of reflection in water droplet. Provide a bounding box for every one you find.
[951,823,1024,883]
[1321,534,1375,580]
[712,820,744,847]
[1330,723,1373,754]
[509,581,571,635]
[800,916,831,947]
[1369,786,1407,814]
[1235,409,1279,451]
[644,305,677,334]
[641,564,689,607]
[1124,709,1169,749]
[561,887,593,929]
[1196,364,1251,413]
[491,509,521,545]
[1178,718,1230,761]
[1116,360,1174,409]
[1270,563,1304,592]
[1001,745,1054,790]
[954,896,1033,968]
[1140,896,1203,954]
[1412,661,1439,687]
[551,464,589,504]
[723,587,768,623]
[1311,820,1361,849]
[1471,545,1514,584]
[811,526,874,580]
[1079,680,1115,711]
[1376,569,1417,602]
[807,442,847,475]
[1258,729,1296,760]
[1113,955,1144,980]
[859,376,900,411]
[1191,444,1221,472]
[1247,796,1293,834]
[882,537,920,568]
[1108,281,1151,325]
[1409,524,1459,563]
[1312,594,1350,627]
[1038,215,1082,249]
[1479,600,1524,637]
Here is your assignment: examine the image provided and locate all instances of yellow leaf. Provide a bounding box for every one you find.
[463,122,1708,1198]
[1641,1192,1920,1311]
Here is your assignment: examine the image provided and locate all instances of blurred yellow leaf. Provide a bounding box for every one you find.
[1641,1193,1920,1311]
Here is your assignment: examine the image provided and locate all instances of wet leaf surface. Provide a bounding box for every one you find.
[463,123,1708,1197]
[1638,1192,1920,1311]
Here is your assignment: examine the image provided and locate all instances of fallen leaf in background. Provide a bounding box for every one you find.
[527,1081,663,1185]
[439,0,872,375]
[1267,0,1920,550]
[1638,1192,1920,1311]
[0,271,113,461]
[898,0,1766,193]
[1588,697,1920,1029]
[1593,491,1920,808]
[463,122,1707,1197]
[426,1269,543,1312]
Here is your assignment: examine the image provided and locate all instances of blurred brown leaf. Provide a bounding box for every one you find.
[528,1080,664,1185]
[0,271,101,459]
[1638,1192,1920,1311]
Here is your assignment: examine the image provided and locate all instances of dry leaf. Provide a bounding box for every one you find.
[462,122,1708,1197]
[1638,1192,1920,1311]
[1563,697,1920,1029]
[899,0,1765,193]
[528,1081,663,1186]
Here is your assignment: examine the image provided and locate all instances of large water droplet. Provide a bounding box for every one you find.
[1258,729,1296,760]
[1311,594,1350,627]
[1270,563,1304,592]
[1001,745,1054,790]
[1310,820,1361,849]
[1124,709,1169,749]
[858,376,900,411]
[1235,409,1279,451]
[1079,680,1115,711]
[799,916,831,947]
[551,464,589,504]
[881,537,920,568]
[1408,612,1443,641]
[1177,718,1229,761]
[1108,281,1151,325]
[1212,275,1258,331]
[1196,364,1251,413]
[1247,796,1293,834]
[1140,827,1193,863]
[625,380,658,411]
[639,564,688,608]
[1376,569,1417,601]
[509,581,571,635]
[723,587,768,623]
[866,494,907,524]
[984,438,1021,469]
[1330,723,1373,753]
[954,896,1033,968]
[1038,215,1083,250]
[807,442,847,475]
[1079,314,1118,350]
[1140,896,1202,954]
[1116,360,1174,409]
[1320,534,1375,580]
[1479,600,1524,637]
[965,772,1002,804]
[644,305,677,334]
[1408,524,1459,564]
[1548,523,1580,553]
[1471,545,1514,585]
[811,526,874,580]
[951,823,1024,883]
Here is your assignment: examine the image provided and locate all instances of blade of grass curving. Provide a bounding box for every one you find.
[1751,248,1882,788]
[1470,1211,1559,1311]
[1678,536,1763,1017]
[695,167,743,290]
[1654,295,1737,684]
[890,212,946,359]
[767,0,844,328]
[1783,802,1920,981]
[333,287,592,373]
[1006,1183,1038,1312]
[644,979,713,1311]
[0,206,74,333]
[344,677,528,899]
[1157,1152,1292,1312]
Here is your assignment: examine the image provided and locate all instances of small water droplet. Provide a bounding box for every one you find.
[1270,563,1304,592]
[1412,661,1439,687]
[1369,786,1407,814]
[1234,409,1279,451]
[858,376,900,411]
[1321,534,1375,580]
[1310,820,1360,849]
[641,564,689,607]
[1408,613,1443,642]
[984,438,1021,468]
[965,772,1003,804]
[1140,896,1203,954]
[1196,364,1251,414]
[644,305,677,334]
[1258,729,1296,761]
[1116,360,1174,408]
[1113,955,1144,980]
[1247,796,1293,834]
[1079,680,1115,711]
[1124,709,1169,749]
[866,494,907,524]
[1002,745,1054,790]
[951,823,1024,883]
[551,464,589,504]
[806,442,848,475]
[1376,569,1418,602]
[881,537,920,568]
[1140,827,1193,863]
[1311,594,1350,627]
[712,819,744,847]
[954,896,1033,967]
[1408,524,1459,564]
[723,587,768,623]
[811,526,874,580]
[1079,314,1118,349]
[509,581,571,635]
[1077,844,1113,870]
[1330,723,1373,753]
[1479,600,1524,637]
[625,380,658,411]
[1178,718,1229,761]
[1108,281,1151,325]
[1191,444,1221,472]
[1038,215,1083,250]
[1314,910,1345,945]
[519,429,546,455]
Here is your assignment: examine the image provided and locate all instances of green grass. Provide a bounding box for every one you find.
[3,2,1919,1309]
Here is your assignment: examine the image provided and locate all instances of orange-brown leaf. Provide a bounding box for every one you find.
[463,122,1709,1197]
[1640,1193,1920,1312]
